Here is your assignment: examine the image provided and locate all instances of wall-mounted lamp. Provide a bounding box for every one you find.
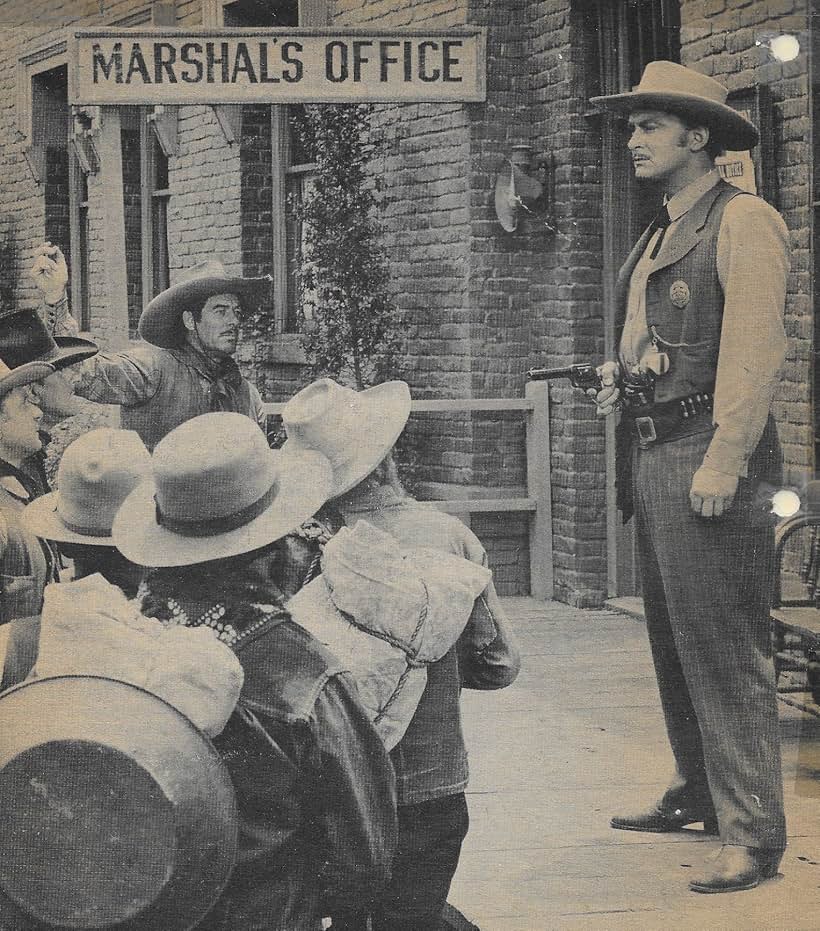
[494,144,555,233]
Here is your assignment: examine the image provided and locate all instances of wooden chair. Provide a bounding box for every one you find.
[771,480,820,717]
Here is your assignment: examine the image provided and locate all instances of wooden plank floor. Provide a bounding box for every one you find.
[449,597,820,930]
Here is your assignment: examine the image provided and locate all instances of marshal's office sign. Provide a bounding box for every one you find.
[71,28,486,104]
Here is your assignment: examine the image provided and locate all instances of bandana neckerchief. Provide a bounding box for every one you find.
[178,342,246,413]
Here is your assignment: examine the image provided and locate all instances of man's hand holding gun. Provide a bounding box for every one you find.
[526,361,624,416]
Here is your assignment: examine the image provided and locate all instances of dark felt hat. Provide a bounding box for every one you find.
[138,260,272,349]
[0,675,238,930]
[0,309,98,371]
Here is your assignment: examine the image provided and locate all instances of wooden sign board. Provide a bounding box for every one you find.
[71,28,487,105]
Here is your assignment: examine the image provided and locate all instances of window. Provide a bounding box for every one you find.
[29,61,95,330]
[284,106,317,333]
[812,20,819,471]
[150,134,171,298]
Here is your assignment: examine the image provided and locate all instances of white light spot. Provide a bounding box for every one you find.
[772,489,801,517]
[768,34,800,62]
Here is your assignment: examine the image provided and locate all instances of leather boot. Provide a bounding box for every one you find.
[689,845,783,894]
[611,805,719,835]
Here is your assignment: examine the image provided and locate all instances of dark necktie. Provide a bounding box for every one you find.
[648,205,672,260]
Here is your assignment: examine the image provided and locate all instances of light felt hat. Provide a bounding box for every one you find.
[113,412,333,567]
[281,377,412,498]
[138,260,272,349]
[590,60,759,151]
[23,428,152,546]
[0,357,56,398]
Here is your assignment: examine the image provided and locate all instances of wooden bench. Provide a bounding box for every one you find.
[772,481,820,717]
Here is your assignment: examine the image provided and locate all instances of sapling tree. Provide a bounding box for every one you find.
[292,103,399,389]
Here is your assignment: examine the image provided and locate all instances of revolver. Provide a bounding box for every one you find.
[526,363,603,393]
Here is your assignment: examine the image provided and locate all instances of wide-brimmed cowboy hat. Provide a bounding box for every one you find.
[0,357,56,399]
[0,675,237,930]
[24,428,152,546]
[590,60,759,151]
[0,309,98,370]
[138,260,273,349]
[113,412,333,567]
[281,378,412,498]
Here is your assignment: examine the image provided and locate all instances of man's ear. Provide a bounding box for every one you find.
[181,310,196,333]
[688,125,711,153]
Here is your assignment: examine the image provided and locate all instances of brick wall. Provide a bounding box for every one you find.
[679,0,813,487]
[239,104,273,279]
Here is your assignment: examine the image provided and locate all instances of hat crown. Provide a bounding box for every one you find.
[153,412,278,524]
[282,378,412,496]
[57,429,152,535]
[282,378,362,468]
[176,259,236,287]
[633,61,728,106]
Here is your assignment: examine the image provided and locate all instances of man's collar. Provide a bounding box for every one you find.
[664,169,720,223]
[338,483,405,515]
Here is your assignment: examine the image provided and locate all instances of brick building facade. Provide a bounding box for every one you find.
[0,0,814,602]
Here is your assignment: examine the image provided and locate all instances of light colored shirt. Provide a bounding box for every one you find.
[620,170,789,477]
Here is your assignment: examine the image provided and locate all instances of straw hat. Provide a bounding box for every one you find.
[281,378,412,498]
[0,357,55,399]
[23,428,152,546]
[0,309,97,371]
[590,60,759,151]
[113,412,332,567]
[138,260,272,349]
[0,675,237,930]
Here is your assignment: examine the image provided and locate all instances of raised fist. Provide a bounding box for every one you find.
[30,242,68,305]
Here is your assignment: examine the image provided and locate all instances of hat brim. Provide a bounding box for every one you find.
[44,337,99,370]
[589,91,759,151]
[22,492,113,546]
[113,446,332,567]
[139,275,273,349]
[0,674,237,930]
[0,361,56,398]
[284,381,412,499]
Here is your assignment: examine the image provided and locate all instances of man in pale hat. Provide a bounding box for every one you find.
[589,61,789,892]
[280,378,520,931]
[31,245,270,450]
[113,411,397,930]
[0,427,153,691]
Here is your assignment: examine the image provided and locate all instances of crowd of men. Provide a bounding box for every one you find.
[0,236,520,930]
[0,59,794,928]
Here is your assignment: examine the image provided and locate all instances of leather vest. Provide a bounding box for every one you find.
[615,179,746,403]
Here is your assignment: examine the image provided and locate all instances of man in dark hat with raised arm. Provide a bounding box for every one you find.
[31,246,271,450]
[589,61,789,893]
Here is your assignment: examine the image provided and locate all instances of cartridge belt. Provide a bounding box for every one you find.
[624,392,715,449]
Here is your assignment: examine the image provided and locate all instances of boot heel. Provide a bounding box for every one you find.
[759,850,782,879]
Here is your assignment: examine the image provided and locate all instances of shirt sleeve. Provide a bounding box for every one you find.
[249,381,267,432]
[702,195,789,477]
[73,345,164,408]
[311,672,397,914]
[453,524,521,690]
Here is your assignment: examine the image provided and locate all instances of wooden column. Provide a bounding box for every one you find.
[526,380,553,600]
[95,108,129,349]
